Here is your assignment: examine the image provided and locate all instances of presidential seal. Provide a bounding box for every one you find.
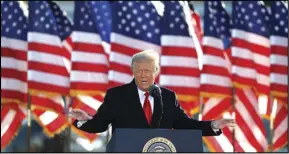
[142,137,176,152]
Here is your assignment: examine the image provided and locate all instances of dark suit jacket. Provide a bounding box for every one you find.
[74,79,222,136]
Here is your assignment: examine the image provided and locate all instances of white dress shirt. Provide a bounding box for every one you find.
[137,88,154,113]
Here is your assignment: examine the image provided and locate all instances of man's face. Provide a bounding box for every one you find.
[133,61,157,91]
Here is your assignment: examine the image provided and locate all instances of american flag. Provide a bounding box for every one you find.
[49,1,74,54]
[160,1,200,115]
[31,95,68,138]
[70,1,110,97]
[201,1,234,152]
[269,1,288,151]
[231,1,269,152]
[28,1,72,96]
[30,1,73,113]
[1,1,28,150]
[201,1,232,98]
[1,1,28,106]
[1,103,27,150]
[231,1,271,96]
[32,100,69,138]
[70,1,110,141]
[234,88,268,151]
[70,95,103,142]
[28,1,73,137]
[269,1,288,105]
[109,1,162,88]
[205,89,269,152]
[272,101,288,151]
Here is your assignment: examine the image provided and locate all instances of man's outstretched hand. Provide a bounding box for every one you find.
[69,109,93,121]
[211,119,235,129]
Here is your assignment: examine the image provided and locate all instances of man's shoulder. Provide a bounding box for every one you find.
[106,83,131,94]
[160,86,175,96]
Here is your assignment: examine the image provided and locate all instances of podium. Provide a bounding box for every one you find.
[106,128,203,152]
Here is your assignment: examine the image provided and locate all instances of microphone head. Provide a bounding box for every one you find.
[148,84,161,97]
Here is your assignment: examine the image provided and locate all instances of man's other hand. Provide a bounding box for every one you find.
[211,119,235,129]
[69,109,93,121]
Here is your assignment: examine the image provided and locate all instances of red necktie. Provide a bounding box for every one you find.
[143,92,152,125]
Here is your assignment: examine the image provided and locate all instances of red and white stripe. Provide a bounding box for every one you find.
[203,104,244,152]
[234,88,268,152]
[1,103,27,150]
[28,32,71,95]
[31,94,66,114]
[159,3,201,115]
[32,109,69,138]
[72,95,103,116]
[1,37,28,105]
[203,125,245,152]
[231,29,270,96]
[202,97,232,120]
[203,88,268,152]
[201,36,232,96]
[270,35,288,105]
[272,101,288,151]
[70,31,109,96]
[31,95,68,137]
[108,33,161,88]
[160,35,200,103]
[70,95,103,142]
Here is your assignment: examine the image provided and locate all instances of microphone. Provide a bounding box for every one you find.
[148,84,163,128]
[148,84,162,98]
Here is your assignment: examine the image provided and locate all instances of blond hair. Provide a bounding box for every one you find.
[131,49,160,75]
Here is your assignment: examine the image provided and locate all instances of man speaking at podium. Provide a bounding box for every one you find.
[70,49,235,136]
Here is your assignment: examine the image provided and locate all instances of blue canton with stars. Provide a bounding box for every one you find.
[48,1,73,41]
[1,1,28,41]
[74,1,111,43]
[204,1,232,49]
[89,1,111,43]
[162,1,190,37]
[28,1,72,40]
[232,1,270,38]
[270,1,288,37]
[111,1,162,45]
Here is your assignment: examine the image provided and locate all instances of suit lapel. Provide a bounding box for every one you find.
[127,79,150,127]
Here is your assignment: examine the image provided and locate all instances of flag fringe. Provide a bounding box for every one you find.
[200,92,231,98]
[1,120,24,150]
[31,112,69,138]
[1,98,26,106]
[70,90,106,97]
[71,126,98,143]
[29,89,68,98]
[176,94,199,102]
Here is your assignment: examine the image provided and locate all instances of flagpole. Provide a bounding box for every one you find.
[27,93,31,152]
[63,96,71,152]
[269,94,274,152]
[231,87,236,153]
[199,96,203,121]
[199,96,203,151]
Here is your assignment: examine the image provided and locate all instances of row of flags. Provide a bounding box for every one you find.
[201,1,287,152]
[1,1,288,152]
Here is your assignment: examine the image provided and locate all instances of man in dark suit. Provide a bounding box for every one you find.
[70,49,235,136]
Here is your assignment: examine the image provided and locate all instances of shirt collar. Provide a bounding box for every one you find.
[137,87,147,96]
